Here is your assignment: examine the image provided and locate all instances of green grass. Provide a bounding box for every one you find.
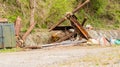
[0,48,22,53]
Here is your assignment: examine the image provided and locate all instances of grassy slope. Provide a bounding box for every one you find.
[0,0,119,30]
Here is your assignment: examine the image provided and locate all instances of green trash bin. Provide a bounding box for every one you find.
[115,39,120,45]
[0,23,16,48]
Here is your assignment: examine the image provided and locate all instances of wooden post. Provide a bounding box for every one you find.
[14,16,21,36]
[69,15,90,40]
[81,17,87,26]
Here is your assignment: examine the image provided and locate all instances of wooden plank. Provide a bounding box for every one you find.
[69,16,90,40]
[72,0,90,14]
[49,18,66,31]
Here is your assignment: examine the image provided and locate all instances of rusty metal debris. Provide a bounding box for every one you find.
[69,15,90,40]
[49,0,91,42]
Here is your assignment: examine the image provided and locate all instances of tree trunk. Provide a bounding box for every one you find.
[30,0,35,26]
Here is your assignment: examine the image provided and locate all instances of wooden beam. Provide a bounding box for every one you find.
[69,15,90,40]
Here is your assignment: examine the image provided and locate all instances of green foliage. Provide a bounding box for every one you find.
[83,0,120,29]
[90,0,108,16]
[30,0,77,28]
[0,0,119,29]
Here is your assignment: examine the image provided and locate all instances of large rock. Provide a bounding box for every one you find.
[24,30,67,47]
[25,32,51,47]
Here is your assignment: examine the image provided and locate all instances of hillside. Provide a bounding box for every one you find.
[0,0,120,30]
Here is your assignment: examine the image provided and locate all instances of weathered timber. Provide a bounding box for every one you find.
[15,16,22,36]
[49,18,66,31]
[69,15,90,40]
[72,0,90,14]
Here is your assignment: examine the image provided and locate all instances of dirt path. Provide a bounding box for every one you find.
[0,46,120,67]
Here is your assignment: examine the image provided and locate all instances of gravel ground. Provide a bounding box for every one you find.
[0,46,120,67]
